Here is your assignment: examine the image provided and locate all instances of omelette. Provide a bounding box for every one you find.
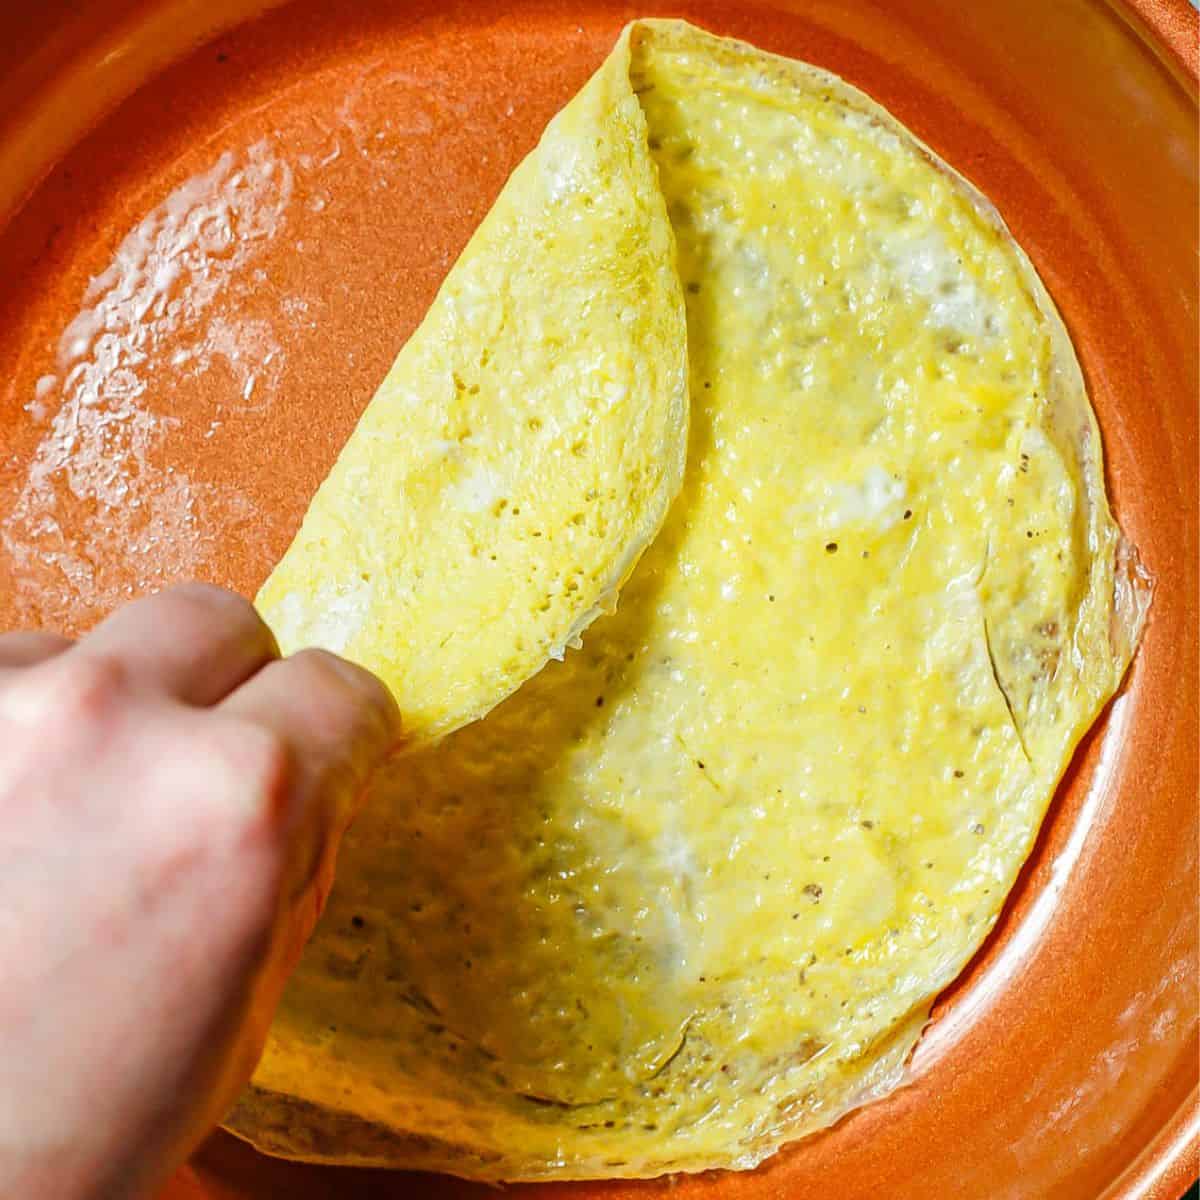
[228,19,1151,1179]
[255,51,689,742]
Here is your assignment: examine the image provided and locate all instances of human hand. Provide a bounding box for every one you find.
[0,583,400,1200]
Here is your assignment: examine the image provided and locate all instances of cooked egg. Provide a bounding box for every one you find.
[228,19,1150,1180]
[255,47,689,743]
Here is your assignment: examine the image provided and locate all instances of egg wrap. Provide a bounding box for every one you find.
[254,25,689,744]
[227,19,1151,1179]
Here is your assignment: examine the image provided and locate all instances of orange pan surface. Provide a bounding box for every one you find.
[0,1,1195,1197]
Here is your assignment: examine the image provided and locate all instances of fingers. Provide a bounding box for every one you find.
[219,650,400,925]
[220,648,400,825]
[76,583,279,707]
[0,630,72,670]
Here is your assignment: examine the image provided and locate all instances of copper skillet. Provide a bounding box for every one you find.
[0,1,1194,1197]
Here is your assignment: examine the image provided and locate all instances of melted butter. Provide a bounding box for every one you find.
[0,143,291,624]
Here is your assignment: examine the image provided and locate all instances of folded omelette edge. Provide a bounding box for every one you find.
[253,23,689,745]
[226,17,1151,1180]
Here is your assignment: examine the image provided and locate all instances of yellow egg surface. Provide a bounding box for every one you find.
[227,19,1151,1179]
[255,31,688,743]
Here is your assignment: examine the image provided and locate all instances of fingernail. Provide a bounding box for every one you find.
[320,652,402,737]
